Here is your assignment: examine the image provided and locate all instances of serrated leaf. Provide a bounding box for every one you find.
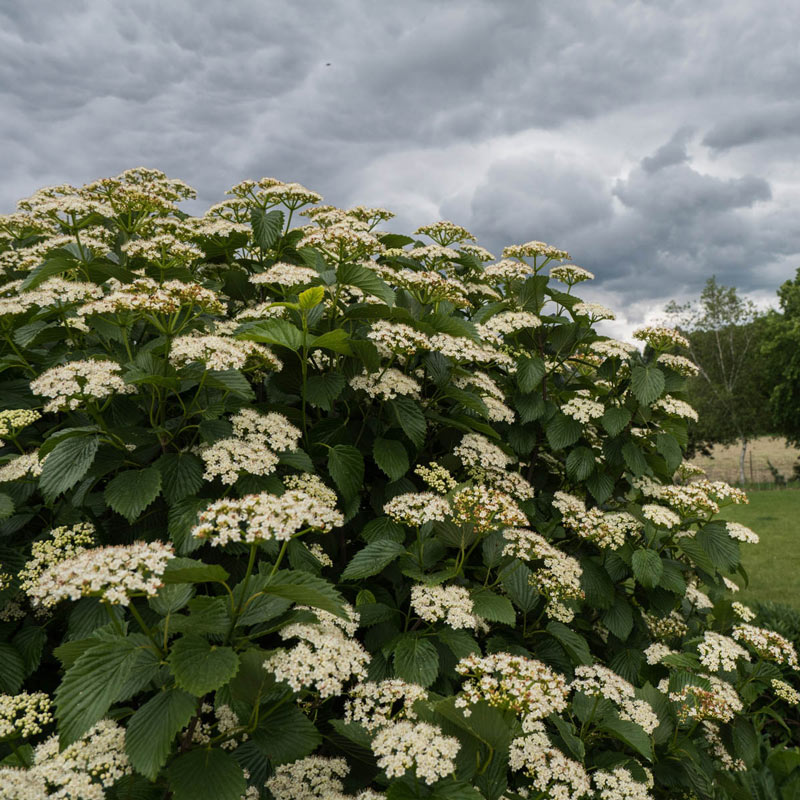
[327,444,364,500]
[0,643,25,693]
[393,636,439,687]
[206,369,255,401]
[546,413,583,450]
[599,715,653,761]
[251,703,321,765]
[250,208,284,251]
[12,626,46,675]
[38,435,98,500]
[104,466,161,522]
[437,628,480,660]
[168,635,240,696]
[170,596,231,636]
[566,446,596,480]
[622,441,648,477]
[586,472,614,504]
[547,621,592,665]
[602,595,634,641]
[630,366,665,405]
[373,437,409,481]
[261,570,347,618]
[655,433,682,472]
[167,747,246,800]
[55,638,138,745]
[310,328,353,355]
[168,497,207,555]
[632,549,664,588]
[342,540,406,580]
[500,560,538,613]
[162,557,230,584]
[0,493,14,520]
[389,396,427,448]
[361,516,405,543]
[298,285,325,310]
[471,590,516,625]
[337,260,395,305]
[580,557,615,610]
[239,319,303,351]
[697,521,740,571]
[602,406,631,436]
[126,688,197,780]
[156,453,204,504]
[305,372,345,410]
[517,355,546,392]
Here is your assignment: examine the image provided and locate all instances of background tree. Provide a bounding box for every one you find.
[664,276,770,483]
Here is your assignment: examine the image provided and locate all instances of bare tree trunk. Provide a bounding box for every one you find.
[739,437,748,485]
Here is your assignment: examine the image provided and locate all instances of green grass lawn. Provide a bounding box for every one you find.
[718,489,800,609]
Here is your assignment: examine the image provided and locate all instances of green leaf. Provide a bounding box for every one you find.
[38,435,98,500]
[337,260,395,305]
[566,446,596,480]
[167,747,246,800]
[327,444,364,500]
[697,521,740,571]
[206,369,255,401]
[0,643,25,693]
[655,433,682,472]
[361,516,406,543]
[239,319,303,351]
[630,366,665,405]
[12,626,46,675]
[602,595,634,641]
[545,413,582,450]
[162,558,231,585]
[125,688,197,780]
[305,372,346,410]
[393,636,439,687]
[250,208,284,251]
[310,328,353,355]
[373,437,409,481]
[104,466,162,522]
[55,638,139,745]
[171,596,231,636]
[517,355,546,392]
[602,406,631,436]
[298,285,325,310]
[148,583,194,615]
[19,255,79,290]
[390,396,427,448]
[599,715,654,761]
[0,493,14,520]
[586,472,614,504]
[471,590,516,625]
[251,703,321,765]
[156,453,204,504]
[342,540,406,580]
[261,570,347,618]
[622,441,648,477]
[632,549,664,588]
[168,635,240,696]
[437,628,480,660]
[168,498,207,555]
[546,621,592,665]
[580,557,615,610]
[500,560,538,613]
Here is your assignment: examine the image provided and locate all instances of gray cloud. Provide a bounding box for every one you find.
[2,0,800,324]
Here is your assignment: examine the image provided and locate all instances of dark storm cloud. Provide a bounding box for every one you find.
[2,0,800,322]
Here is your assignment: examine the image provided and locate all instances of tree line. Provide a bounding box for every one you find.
[662,270,800,483]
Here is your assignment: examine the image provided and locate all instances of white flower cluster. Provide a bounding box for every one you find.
[453,433,513,473]
[697,632,751,672]
[193,488,343,546]
[653,395,698,422]
[479,310,541,336]
[266,756,350,800]
[502,528,584,622]
[410,584,480,630]
[349,368,421,401]
[732,624,799,668]
[200,409,300,484]
[552,492,641,549]
[367,320,430,355]
[643,610,689,639]
[450,484,528,534]
[561,395,605,424]
[657,353,700,376]
[548,263,593,283]
[18,523,96,606]
[572,302,615,320]
[250,262,319,287]
[455,652,569,718]
[0,719,131,799]
[428,333,513,366]
[772,679,800,704]
[169,334,281,371]
[30,359,135,412]
[0,409,40,445]
[508,718,591,800]
[633,325,690,350]
[383,492,450,527]
[79,277,223,316]
[732,601,756,621]
[371,720,459,785]
[571,664,659,734]
[685,581,713,610]
[594,766,654,800]
[0,692,52,739]
[26,541,174,607]
[641,503,681,529]
[590,338,636,360]
[344,679,427,730]
[662,674,742,723]
[482,259,533,284]
[414,463,457,493]
[702,720,746,772]
[0,277,103,317]
[644,642,677,664]
[501,240,569,261]
[726,521,759,544]
[264,607,369,698]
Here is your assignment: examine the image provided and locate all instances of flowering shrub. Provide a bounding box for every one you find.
[0,169,798,799]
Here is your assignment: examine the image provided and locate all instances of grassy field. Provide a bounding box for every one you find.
[693,435,799,485]
[718,489,800,609]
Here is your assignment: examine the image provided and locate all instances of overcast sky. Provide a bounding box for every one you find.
[2,0,799,336]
